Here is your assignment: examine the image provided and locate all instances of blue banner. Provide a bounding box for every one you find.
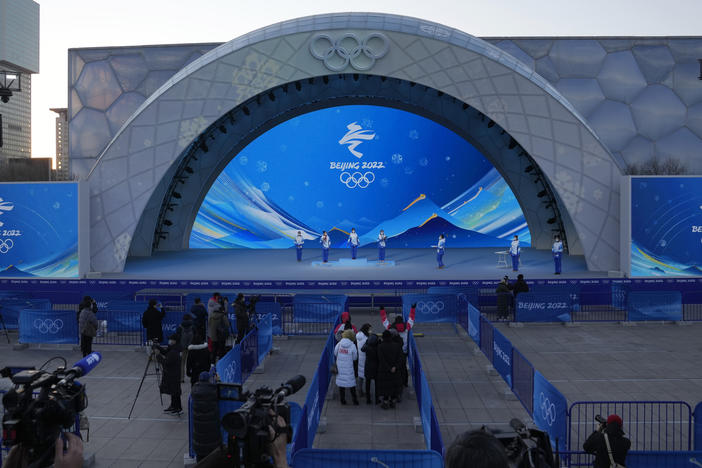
[515,293,572,322]
[627,291,682,321]
[256,302,282,335]
[402,294,457,323]
[291,449,444,468]
[512,349,534,415]
[0,298,51,329]
[292,295,347,322]
[257,313,273,365]
[19,309,78,344]
[240,328,259,382]
[468,302,480,344]
[492,328,513,388]
[626,451,702,468]
[216,345,241,383]
[532,370,567,452]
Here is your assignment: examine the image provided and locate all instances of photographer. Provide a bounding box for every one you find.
[154,334,183,414]
[78,296,98,357]
[583,414,630,468]
[445,430,511,468]
[142,299,165,344]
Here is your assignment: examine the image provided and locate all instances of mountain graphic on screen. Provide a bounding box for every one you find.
[328,227,351,248]
[0,265,35,277]
[389,216,504,248]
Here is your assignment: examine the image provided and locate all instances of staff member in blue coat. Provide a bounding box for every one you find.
[552,235,563,275]
[509,235,520,272]
[348,228,359,259]
[378,229,387,262]
[295,231,304,262]
[320,231,331,263]
[433,234,446,269]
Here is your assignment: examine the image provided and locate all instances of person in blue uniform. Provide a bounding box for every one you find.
[320,231,330,263]
[378,229,387,262]
[509,235,520,272]
[552,235,563,275]
[433,234,446,269]
[295,231,304,262]
[348,228,359,259]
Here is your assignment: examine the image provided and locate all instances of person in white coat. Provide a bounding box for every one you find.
[348,228,359,259]
[334,329,359,405]
[552,235,563,275]
[509,235,520,272]
[356,323,372,398]
[434,234,446,268]
[294,231,304,262]
[378,230,387,262]
[320,231,331,263]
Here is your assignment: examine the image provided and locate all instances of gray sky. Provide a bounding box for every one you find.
[31,0,702,163]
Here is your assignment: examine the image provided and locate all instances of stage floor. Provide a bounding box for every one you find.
[119,247,593,281]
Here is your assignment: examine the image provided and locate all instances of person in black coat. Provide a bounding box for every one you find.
[190,298,208,338]
[512,274,529,298]
[142,299,165,343]
[155,334,182,414]
[186,332,211,387]
[495,276,512,321]
[376,329,403,409]
[361,333,380,404]
[583,414,631,468]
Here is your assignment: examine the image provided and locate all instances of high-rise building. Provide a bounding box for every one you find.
[51,108,69,180]
[0,0,39,163]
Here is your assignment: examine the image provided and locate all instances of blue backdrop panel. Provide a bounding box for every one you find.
[292,295,347,322]
[291,449,444,468]
[256,302,282,335]
[402,294,457,323]
[217,344,241,383]
[515,293,572,322]
[19,309,78,344]
[532,370,567,452]
[492,328,513,388]
[627,291,682,321]
[468,302,481,344]
[0,299,51,329]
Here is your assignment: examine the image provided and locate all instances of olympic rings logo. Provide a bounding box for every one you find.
[309,32,389,72]
[220,361,237,383]
[540,392,557,426]
[340,171,375,189]
[417,301,445,315]
[0,238,13,254]
[33,318,64,334]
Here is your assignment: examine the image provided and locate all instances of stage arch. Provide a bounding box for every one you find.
[87,13,623,273]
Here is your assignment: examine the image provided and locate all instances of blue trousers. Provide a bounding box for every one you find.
[351,245,357,259]
[511,254,519,271]
[322,248,329,262]
[437,250,444,267]
[378,246,385,261]
[554,254,562,274]
[296,246,302,261]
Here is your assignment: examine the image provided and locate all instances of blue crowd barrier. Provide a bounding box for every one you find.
[291,449,444,468]
[407,332,444,454]
[402,294,457,323]
[491,328,513,388]
[217,343,242,384]
[695,402,702,450]
[0,298,51,329]
[291,295,347,323]
[256,313,273,365]
[512,348,534,415]
[515,292,572,322]
[256,301,282,335]
[479,315,492,358]
[19,309,77,344]
[240,326,259,383]
[627,291,682,321]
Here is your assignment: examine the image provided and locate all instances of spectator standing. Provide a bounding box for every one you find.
[78,296,98,357]
[156,334,182,414]
[207,292,221,317]
[356,323,372,398]
[186,332,211,387]
[512,274,529,299]
[376,329,403,409]
[142,299,165,344]
[381,305,416,389]
[361,333,380,404]
[334,329,359,405]
[333,311,357,341]
[583,414,631,468]
[190,297,208,338]
[176,314,195,382]
[495,277,512,321]
[208,302,231,361]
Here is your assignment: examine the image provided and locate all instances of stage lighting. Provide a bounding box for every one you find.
[524,165,534,173]
[295,81,302,91]
[547,217,557,224]
[508,138,517,149]
[242,106,250,116]
[172,192,182,199]
[519,150,527,157]
[184,166,194,174]
[218,125,227,134]
[487,120,495,128]
[200,142,209,153]
[698,59,702,80]
[462,103,469,110]
[163,220,173,226]
[268,92,275,101]
[537,189,547,198]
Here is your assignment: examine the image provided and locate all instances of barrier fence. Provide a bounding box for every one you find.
[281,297,347,335]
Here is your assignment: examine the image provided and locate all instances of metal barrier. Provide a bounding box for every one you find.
[512,348,534,415]
[567,401,693,453]
[479,315,493,357]
[93,309,143,346]
[281,302,341,335]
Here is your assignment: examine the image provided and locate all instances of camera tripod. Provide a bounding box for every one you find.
[128,345,163,419]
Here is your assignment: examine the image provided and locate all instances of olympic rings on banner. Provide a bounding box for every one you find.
[540,392,557,426]
[0,238,13,254]
[417,301,445,315]
[309,33,389,71]
[340,171,375,189]
[33,318,64,335]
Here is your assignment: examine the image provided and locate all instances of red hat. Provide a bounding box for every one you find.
[341,312,350,322]
[607,414,623,427]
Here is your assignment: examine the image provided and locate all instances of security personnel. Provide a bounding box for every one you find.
[552,235,563,275]
[348,228,359,259]
[320,231,331,263]
[509,235,520,272]
[435,234,446,269]
[295,231,304,262]
[378,229,387,262]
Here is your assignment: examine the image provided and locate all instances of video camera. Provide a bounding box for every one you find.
[1,352,101,467]
[489,418,556,468]
[217,375,305,468]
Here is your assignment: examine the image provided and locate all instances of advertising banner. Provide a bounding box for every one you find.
[532,370,567,452]
[627,291,682,321]
[292,295,347,323]
[0,183,81,278]
[515,293,572,322]
[402,294,457,323]
[256,302,282,335]
[216,345,241,384]
[492,328,513,388]
[468,302,481,345]
[19,309,78,344]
